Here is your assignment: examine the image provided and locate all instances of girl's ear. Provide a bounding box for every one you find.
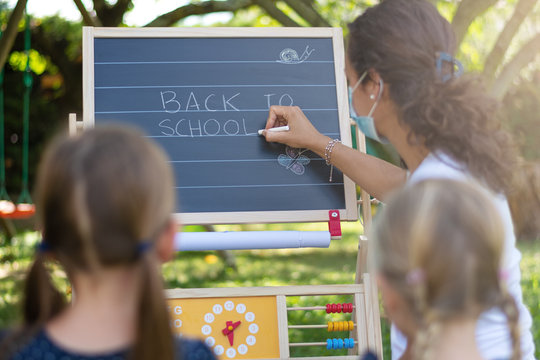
[156,218,178,263]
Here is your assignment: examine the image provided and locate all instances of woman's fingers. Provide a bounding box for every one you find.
[263,106,319,149]
[265,105,293,130]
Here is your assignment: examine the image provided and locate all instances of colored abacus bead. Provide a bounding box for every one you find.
[327,321,333,332]
[349,320,354,331]
[326,338,354,350]
[326,304,331,313]
[325,337,356,349]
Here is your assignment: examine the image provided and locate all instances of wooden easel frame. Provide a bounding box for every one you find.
[74,26,383,359]
[81,26,358,225]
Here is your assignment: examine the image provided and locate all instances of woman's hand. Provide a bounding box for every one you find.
[262,106,328,151]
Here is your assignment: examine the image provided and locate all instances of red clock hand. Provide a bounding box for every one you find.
[222,321,233,336]
[227,332,234,346]
[221,321,242,346]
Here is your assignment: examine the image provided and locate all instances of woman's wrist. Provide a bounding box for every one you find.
[310,135,332,158]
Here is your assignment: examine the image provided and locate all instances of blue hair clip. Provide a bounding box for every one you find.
[37,240,51,253]
[137,241,153,255]
[436,52,464,83]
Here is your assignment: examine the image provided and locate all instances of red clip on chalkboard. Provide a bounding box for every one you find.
[328,210,341,239]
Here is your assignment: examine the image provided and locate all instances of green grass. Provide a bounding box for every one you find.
[518,241,540,359]
[0,226,538,359]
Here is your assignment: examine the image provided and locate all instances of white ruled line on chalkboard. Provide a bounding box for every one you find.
[168,159,326,163]
[176,183,344,189]
[147,132,340,139]
[96,108,338,114]
[95,61,334,65]
[95,84,336,89]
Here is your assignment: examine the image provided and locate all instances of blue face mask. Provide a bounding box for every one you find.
[348,72,388,144]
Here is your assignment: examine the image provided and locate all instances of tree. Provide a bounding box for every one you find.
[0,0,536,200]
[0,0,27,70]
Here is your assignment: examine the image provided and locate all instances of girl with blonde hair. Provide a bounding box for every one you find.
[372,179,521,360]
[0,126,214,360]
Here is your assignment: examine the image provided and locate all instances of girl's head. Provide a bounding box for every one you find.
[372,179,520,359]
[347,0,517,194]
[35,125,175,272]
[24,126,176,359]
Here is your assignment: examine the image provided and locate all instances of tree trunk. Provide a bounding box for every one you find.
[73,0,102,27]
[451,0,497,48]
[145,0,255,27]
[255,0,301,27]
[93,0,133,27]
[0,0,28,71]
[282,0,330,27]
[490,34,540,99]
[483,0,537,85]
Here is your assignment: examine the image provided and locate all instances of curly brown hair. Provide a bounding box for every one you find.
[347,0,517,195]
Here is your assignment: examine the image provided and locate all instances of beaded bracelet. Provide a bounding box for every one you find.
[324,139,341,182]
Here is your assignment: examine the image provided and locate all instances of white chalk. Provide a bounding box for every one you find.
[258,125,290,135]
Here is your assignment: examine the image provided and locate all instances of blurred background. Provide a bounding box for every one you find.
[0,1,538,358]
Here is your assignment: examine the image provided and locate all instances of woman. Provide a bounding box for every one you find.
[262,0,534,358]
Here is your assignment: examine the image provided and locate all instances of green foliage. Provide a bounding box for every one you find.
[1,226,539,358]
[502,74,540,161]
[519,241,540,360]
[37,15,82,62]
[8,49,47,75]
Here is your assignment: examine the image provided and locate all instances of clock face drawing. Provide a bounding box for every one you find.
[201,300,258,358]
[168,296,279,359]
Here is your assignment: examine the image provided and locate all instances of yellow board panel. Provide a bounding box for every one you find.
[168,296,280,359]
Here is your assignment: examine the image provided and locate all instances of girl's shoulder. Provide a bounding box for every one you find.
[175,337,216,360]
[2,329,215,360]
[360,351,379,360]
[3,328,127,359]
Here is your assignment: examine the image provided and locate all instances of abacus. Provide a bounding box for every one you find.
[166,273,382,359]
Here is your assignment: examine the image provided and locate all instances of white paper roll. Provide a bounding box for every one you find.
[174,231,331,251]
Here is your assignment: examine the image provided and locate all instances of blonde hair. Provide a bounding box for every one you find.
[2,126,176,360]
[372,179,521,360]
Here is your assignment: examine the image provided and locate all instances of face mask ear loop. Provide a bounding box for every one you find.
[367,78,384,117]
[351,71,368,94]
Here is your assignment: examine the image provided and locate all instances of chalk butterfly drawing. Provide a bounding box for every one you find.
[276,45,315,64]
[278,147,311,175]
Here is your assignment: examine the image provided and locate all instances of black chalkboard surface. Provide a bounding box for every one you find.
[83,27,357,224]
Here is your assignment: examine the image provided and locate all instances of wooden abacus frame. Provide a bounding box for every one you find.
[165,274,380,359]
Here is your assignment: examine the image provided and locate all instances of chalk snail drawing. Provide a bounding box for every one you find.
[278,146,311,175]
[276,45,315,64]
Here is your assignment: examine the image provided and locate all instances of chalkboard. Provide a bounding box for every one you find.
[83,27,357,225]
